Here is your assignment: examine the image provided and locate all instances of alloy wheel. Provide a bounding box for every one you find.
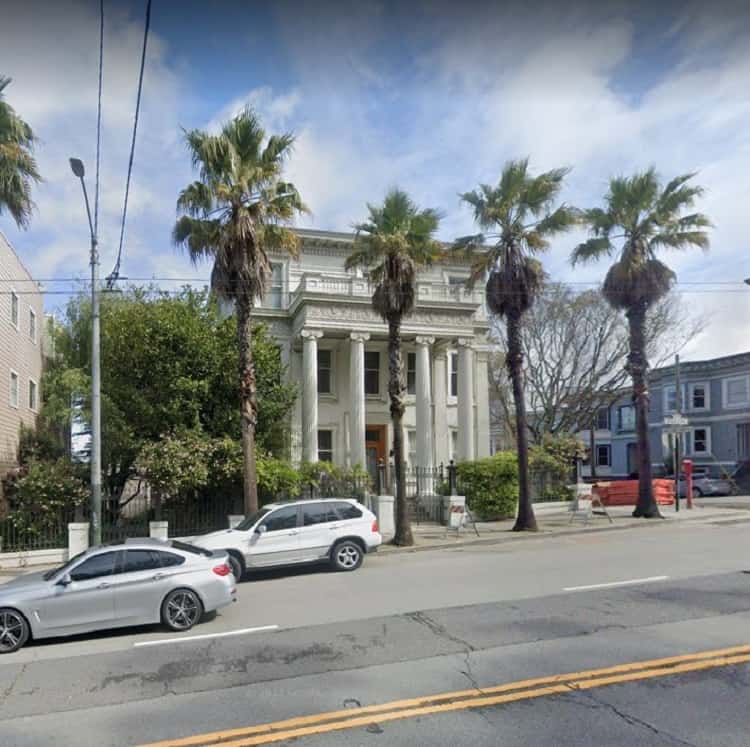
[336,544,360,569]
[0,610,27,653]
[165,591,201,630]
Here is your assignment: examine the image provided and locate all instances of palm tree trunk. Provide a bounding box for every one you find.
[237,298,259,515]
[387,314,413,546]
[626,304,660,518]
[508,312,537,531]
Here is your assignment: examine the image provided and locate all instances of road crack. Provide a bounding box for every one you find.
[404,611,485,694]
[567,689,697,746]
[0,662,28,710]
[404,611,476,652]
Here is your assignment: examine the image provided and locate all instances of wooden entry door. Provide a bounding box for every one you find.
[365,425,387,488]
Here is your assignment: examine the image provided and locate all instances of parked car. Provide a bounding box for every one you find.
[677,473,733,497]
[192,499,382,579]
[0,538,236,654]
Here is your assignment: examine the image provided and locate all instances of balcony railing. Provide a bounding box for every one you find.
[259,273,486,311]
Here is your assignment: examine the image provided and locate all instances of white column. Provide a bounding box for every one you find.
[457,338,475,462]
[415,336,434,472]
[433,346,449,467]
[475,349,491,458]
[301,329,323,462]
[349,331,370,469]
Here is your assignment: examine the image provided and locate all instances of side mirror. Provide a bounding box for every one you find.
[56,573,72,587]
[255,525,267,535]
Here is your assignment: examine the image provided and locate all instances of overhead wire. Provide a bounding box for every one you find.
[94,0,104,238]
[106,0,152,290]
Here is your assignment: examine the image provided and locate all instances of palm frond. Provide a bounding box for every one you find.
[175,181,215,217]
[571,237,613,265]
[602,258,675,311]
[172,216,221,263]
[650,230,710,252]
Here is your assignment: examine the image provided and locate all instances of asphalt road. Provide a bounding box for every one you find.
[1,519,749,745]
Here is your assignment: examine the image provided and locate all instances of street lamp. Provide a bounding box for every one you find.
[69,157,102,546]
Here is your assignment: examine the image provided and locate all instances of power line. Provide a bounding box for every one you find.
[94,0,103,237]
[107,0,152,290]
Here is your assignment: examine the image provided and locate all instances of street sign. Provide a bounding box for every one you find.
[663,414,689,427]
[664,414,690,433]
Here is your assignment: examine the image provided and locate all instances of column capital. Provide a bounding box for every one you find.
[415,335,435,346]
[456,337,475,348]
[349,331,371,343]
[301,328,324,341]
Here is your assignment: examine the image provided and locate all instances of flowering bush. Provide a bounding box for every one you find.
[1,460,88,536]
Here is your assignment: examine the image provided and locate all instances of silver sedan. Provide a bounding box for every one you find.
[0,538,237,654]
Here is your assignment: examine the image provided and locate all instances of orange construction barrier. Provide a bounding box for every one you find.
[594,479,674,507]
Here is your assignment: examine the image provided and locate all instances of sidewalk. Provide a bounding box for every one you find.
[379,498,750,554]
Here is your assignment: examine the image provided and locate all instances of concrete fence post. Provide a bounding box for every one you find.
[149,521,169,541]
[68,522,90,556]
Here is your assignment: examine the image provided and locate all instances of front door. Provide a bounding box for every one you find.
[365,425,387,488]
[39,551,117,634]
[245,504,301,567]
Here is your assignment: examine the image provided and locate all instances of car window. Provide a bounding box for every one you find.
[236,507,271,531]
[334,502,362,520]
[121,550,162,573]
[70,552,116,581]
[261,505,298,532]
[303,503,339,526]
[158,551,185,568]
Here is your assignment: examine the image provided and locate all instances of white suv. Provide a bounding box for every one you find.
[192,499,382,579]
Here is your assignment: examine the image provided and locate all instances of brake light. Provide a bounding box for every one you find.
[212,563,231,576]
[372,519,379,533]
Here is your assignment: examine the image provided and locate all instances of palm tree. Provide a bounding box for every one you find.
[0,76,41,228]
[346,189,442,546]
[572,168,710,518]
[456,159,576,531]
[173,107,307,515]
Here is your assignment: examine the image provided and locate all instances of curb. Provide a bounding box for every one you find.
[380,509,750,555]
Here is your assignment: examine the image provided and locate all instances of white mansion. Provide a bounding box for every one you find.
[255,229,492,482]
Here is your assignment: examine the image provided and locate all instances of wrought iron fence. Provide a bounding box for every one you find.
[0,508,75,553]
[300,473,372,502]
[165,495,239,538]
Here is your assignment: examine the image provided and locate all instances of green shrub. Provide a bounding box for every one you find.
[256,456,302,502]
[457,452,518,520]
[1,460,88,535]
[529,434,587,501]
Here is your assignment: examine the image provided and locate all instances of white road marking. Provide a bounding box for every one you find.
[563,575,669,592]
[133,625,279,647]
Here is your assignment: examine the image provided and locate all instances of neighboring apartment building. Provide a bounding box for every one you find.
[254,229,492,484]
[580,352,750,479]
[0,230,43,489]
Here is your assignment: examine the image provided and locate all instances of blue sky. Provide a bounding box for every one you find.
[1,0,749,357]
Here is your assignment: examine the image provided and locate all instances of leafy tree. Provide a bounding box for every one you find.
[173,107,307,514]
[42,288,296,504]
[456,159,576,531]
[488,287,707,455]
[0,77,41,228]
[572,169,711,518]
[346,189,442,546]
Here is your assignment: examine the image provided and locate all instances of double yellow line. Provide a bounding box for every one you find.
[141,643,750,747]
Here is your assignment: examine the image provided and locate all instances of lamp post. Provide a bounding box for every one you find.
[70,158,102,546]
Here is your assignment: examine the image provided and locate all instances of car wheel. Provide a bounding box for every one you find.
[331,540,363,572]
[0,608,29,654]
[693,488,704,497]
[227,553,244,581]
[161,589,203,632]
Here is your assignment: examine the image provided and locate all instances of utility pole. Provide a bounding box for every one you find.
[674,354,681,513]
[70,158,102,546]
